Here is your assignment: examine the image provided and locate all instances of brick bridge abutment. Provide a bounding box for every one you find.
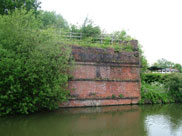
[61,40,141,107]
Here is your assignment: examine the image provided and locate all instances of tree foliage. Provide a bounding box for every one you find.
[153,58,174,68]
[112,30,133,41]
[38,10,69,30]
[81,17,101,38]
[166,73,182,102]
[0,0,41,15]
[0,9,71,115]
[174,63,182,73]
[141,73,182,104]
[140,82,171,104]
[153,58,182,72]
[70,24,81,33]
[71,17,101,38]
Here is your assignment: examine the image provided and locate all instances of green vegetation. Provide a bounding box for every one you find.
[0,9,72,116]
[166,73,182,102]
[139,52,182,104]
[68,18,136,52]
[0,0,41,15]
[112,94,116,99]
[140,56,182,105]
[152,58,182,72]
[140,81,172,104]
[153,58,175,68]
[0,0,138,116]
[1,0,182,116]
[140,73,182,104]
[38,10,69,30]
[142,73,169,84]
[119,94,124,98]
[140,50,148,74]
[61,38,135,52]
[0,0,136,52]
[78,17,101,38]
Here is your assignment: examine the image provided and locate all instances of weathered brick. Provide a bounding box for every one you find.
[70,65,140,80]
[68,81,140,98]
[61,41,141,107]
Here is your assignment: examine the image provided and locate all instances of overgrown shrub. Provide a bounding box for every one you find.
[166,73,182,102]
[0,9,72,115]
[142,73,169,84]
[139,82,173,104]
[140,73,182,104]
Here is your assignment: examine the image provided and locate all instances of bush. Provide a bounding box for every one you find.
[166,73,182,102]
[0,9,72,115]
[140,73,182,104]
[142,73,169,84]
[139,82,173,104]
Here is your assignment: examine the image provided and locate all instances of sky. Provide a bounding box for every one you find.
[40,0,182,65]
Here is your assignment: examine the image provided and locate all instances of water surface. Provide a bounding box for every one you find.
[0,104,182,136]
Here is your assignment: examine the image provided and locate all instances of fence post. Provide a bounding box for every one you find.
[111,34,114,44]
[100,35,103,44]
[69,32,71,39]
[80,33,82,40]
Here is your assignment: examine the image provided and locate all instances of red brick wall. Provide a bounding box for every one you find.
[60,40,141,107]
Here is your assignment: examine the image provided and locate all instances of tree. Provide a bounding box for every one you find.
[38,11,69,30]
[152,58,182,72]
[0,0,41,15]
[0,9,71,115]
[113,30,133,41]
[153,58,174,68]
[80,17,101,38]
[70,24,81,33]
[138,44,149,80]
[174,64,182,73]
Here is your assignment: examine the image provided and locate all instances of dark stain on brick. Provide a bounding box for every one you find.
[96,66,101,78]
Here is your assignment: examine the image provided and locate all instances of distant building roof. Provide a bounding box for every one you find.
[148,66,179,73]
[148,66,163,71]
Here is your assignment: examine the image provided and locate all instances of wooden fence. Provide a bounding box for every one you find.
[60,32,124,44]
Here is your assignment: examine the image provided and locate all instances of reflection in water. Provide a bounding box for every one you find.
[142,104,182,136]
[145,115,182,136]
[0,104,182,136]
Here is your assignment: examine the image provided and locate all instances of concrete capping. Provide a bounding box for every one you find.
[74,62,140,67]
[69,97,139,101]
[70,79,140,82]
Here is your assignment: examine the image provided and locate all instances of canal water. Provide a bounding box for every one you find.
[0,104,182,136]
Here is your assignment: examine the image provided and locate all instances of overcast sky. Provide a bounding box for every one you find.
[40,0,182,65]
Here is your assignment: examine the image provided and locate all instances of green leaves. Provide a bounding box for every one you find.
[141,73,182,104]
[140,82,171,104]
[0,0,41,15]
[166,73,182,102]
[38,11,69,30]
[0,9,72,116]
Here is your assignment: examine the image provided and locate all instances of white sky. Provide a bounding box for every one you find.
[40,0,182,65]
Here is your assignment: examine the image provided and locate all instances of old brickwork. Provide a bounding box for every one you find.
[61,40,141,107]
